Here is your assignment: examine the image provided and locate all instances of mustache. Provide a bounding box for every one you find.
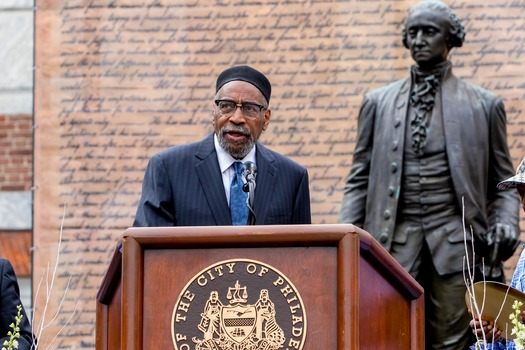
[221,124,250,136]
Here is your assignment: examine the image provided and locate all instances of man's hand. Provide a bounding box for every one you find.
[469,317,502,343]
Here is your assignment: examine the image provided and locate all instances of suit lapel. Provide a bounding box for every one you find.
[440,72,467,197]
[396,78,411,141]
[441,73,462,166]
[195,134,231,225]
[253,144,277,225]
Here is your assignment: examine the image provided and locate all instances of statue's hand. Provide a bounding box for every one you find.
[485,223,521,263]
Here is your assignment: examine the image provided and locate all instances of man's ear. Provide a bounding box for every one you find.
[262,109,271,131]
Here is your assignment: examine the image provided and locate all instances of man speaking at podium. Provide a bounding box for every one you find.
[133,65,311,227]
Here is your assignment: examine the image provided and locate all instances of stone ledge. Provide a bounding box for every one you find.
[0,10,33,91]
[0,1,34,9]
[0,92,33,114]
[0,191,32,229]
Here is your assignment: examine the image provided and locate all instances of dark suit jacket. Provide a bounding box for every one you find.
[339,65,519,275]
[0,258,33,350]
[133,133,311,226]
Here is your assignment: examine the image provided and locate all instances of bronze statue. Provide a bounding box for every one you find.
[338,1,520,349]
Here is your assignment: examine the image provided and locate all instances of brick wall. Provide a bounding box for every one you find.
[0,231,31,276]
[0,1,36,299]
[0,113,33,277]
[0,114,32,191]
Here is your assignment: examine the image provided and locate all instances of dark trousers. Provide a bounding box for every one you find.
[390,224,474,350]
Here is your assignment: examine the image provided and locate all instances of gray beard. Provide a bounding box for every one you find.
[218,125,256,159]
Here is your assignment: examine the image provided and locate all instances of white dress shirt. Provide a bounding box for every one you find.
[214,134,256,206]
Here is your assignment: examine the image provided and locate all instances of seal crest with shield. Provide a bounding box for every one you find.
[171,259,307,350]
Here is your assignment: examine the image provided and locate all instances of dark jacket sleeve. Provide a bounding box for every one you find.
[292,167,311,224]
[0,259,34,350]
[133,153,176,227]
[485,98,520,230]
[338,94,377,227]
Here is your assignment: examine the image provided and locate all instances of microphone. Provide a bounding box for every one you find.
[241,161,257,225]
[241,161,257,192]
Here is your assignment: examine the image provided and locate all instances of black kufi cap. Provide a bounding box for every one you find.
[216,65,271,103]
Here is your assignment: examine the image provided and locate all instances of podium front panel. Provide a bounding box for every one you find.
[143,247,337,348]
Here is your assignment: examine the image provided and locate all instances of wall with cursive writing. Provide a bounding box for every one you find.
[33,0,525,348]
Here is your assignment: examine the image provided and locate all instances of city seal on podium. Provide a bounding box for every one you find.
[171,259,307,350]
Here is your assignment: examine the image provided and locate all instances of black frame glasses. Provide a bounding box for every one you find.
[214,99,266,120]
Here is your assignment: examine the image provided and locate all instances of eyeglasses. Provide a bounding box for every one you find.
[214,99,266,120]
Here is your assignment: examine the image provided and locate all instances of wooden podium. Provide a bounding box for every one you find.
[96,224,424,349]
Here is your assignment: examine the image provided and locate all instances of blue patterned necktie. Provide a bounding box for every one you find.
[230,162,248,225]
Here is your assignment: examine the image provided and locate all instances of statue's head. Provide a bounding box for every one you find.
[401,0,465,68]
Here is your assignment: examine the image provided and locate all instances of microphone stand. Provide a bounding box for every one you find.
[242,162,257,225]
[244,180,256,225]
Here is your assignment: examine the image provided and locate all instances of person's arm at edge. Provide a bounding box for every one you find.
[0,259,34,350]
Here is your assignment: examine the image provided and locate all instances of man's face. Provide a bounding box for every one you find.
[212,81,270,159]
[405,9,450,69]
[517,184,525,212]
